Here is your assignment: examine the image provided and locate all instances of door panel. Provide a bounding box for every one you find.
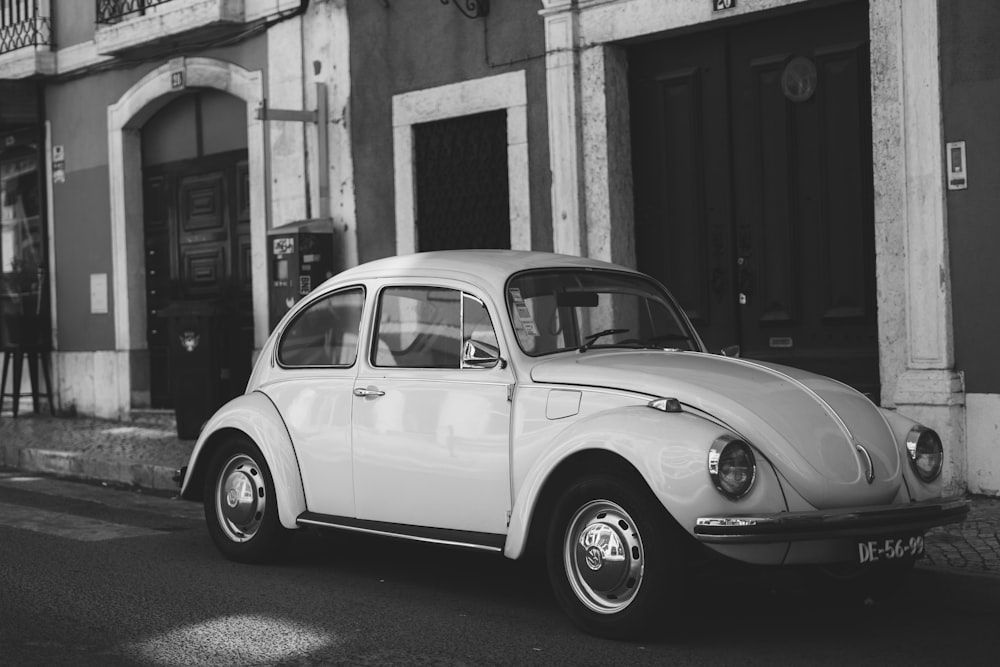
[142,150,252,408]
[729,3,876,393]
[630,1,877,395]
[351,372,513,534]
[630,31,735,351]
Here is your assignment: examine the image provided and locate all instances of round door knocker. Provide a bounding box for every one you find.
[782,56,818,103]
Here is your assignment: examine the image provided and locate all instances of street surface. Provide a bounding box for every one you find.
[1,471,998,666]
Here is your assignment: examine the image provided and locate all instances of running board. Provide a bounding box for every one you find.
[296,512,506,553]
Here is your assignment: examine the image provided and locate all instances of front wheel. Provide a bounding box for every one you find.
[546,475,686,639]
[203,436,291,563]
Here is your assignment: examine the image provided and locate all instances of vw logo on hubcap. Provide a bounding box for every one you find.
[585,546,604,571]
[226,488,240,508]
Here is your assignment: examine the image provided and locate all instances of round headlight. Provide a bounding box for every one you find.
[708,436,757,499]
[906,426,944,482]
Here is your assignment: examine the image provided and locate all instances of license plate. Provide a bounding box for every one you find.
[857,535,925,564]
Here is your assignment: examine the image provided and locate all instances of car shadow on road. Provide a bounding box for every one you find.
[270,526,1000,651]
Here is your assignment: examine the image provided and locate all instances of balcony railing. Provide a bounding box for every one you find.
[93,0,246,56]
[0,1,50,56]
[96,0,176,24]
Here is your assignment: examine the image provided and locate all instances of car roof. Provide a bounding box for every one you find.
[326,250,640,293]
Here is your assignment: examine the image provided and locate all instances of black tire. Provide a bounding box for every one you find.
[545,474,686,640]
[203,436,292,563]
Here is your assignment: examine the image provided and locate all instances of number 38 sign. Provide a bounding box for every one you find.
[714,0,736,10]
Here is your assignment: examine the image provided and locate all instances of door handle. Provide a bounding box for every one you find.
[353,386,385,398]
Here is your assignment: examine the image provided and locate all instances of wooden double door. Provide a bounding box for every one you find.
[143,150,252,409]
[630,1,878,396]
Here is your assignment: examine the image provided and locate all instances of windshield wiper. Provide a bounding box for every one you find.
[579,328,630,353]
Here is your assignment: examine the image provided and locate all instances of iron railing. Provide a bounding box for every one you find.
[96,0,176,25]
[0,1,50,55]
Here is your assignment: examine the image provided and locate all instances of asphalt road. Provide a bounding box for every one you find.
[1,471,998,666]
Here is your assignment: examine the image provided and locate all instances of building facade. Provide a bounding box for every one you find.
[1,0,997,495]
[1,0,353,418]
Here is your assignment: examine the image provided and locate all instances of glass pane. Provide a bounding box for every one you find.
[1,129,47,349]
[277,287,364,367]
[506,270,697,356]
[375,286,460,368]
[1,155,43,304]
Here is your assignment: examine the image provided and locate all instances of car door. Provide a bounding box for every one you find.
[352,283,514,536]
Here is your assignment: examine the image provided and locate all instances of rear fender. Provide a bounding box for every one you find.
[504,405,787,559]
[180,391,305,530]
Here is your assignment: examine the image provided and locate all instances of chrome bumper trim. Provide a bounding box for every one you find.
[694,496,970,544]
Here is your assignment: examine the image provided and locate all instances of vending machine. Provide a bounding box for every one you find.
[267,221,335,329]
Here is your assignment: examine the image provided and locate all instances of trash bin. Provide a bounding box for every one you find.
[159,301,223,439]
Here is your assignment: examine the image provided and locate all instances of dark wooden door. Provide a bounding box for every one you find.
[630,1,878,396]
[144,150,251,409]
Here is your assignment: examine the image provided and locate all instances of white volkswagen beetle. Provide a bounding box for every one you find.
[179,250,968,638]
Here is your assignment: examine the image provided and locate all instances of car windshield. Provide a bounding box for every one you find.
[506,269,698,356]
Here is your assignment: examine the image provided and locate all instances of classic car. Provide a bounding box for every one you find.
[178,250,968,639]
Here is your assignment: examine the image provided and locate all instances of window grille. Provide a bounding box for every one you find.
[414,110,510,252]
[0,1,50,55]
[95,0,175,24]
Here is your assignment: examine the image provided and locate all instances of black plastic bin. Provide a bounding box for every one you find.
[159,301,223,439]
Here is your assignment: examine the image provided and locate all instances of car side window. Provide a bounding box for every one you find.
[374,286,461,368]
[276,287,365,367]
[374,287,500,369]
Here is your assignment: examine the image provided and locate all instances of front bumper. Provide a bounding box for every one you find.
[694,496,969,544]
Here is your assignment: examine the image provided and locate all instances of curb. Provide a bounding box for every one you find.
[915,561,1000,580]
[7,447,181,494]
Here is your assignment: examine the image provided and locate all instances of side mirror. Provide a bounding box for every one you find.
[720,345,741,358]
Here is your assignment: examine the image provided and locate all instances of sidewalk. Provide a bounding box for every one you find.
[1,412,998,578]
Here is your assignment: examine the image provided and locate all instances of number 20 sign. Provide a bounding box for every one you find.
[714,0,736,10]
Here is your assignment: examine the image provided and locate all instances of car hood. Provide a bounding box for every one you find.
[530,351,902,508]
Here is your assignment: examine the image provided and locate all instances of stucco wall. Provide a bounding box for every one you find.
[44,40,265,354]
[52,0,97,50]
[347,0,552,262]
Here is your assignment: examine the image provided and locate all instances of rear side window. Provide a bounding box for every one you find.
[277,287,365,367]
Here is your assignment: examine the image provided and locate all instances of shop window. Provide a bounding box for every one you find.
[0,127,48,349]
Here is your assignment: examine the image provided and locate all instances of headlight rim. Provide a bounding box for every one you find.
[708,435,757,500]
[905,425,944,483]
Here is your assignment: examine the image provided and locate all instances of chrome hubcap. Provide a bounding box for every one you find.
[215,454,265,542]
[564,500,644,614]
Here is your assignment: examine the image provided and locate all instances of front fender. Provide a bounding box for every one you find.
[504,405,787,559]
[180,391,306,530]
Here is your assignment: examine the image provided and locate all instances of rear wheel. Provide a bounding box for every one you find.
[203,436,291,563]
[546,474,685,639]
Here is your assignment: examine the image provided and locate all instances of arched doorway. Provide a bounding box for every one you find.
[107,58,266,415]
[140,90,251,408]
